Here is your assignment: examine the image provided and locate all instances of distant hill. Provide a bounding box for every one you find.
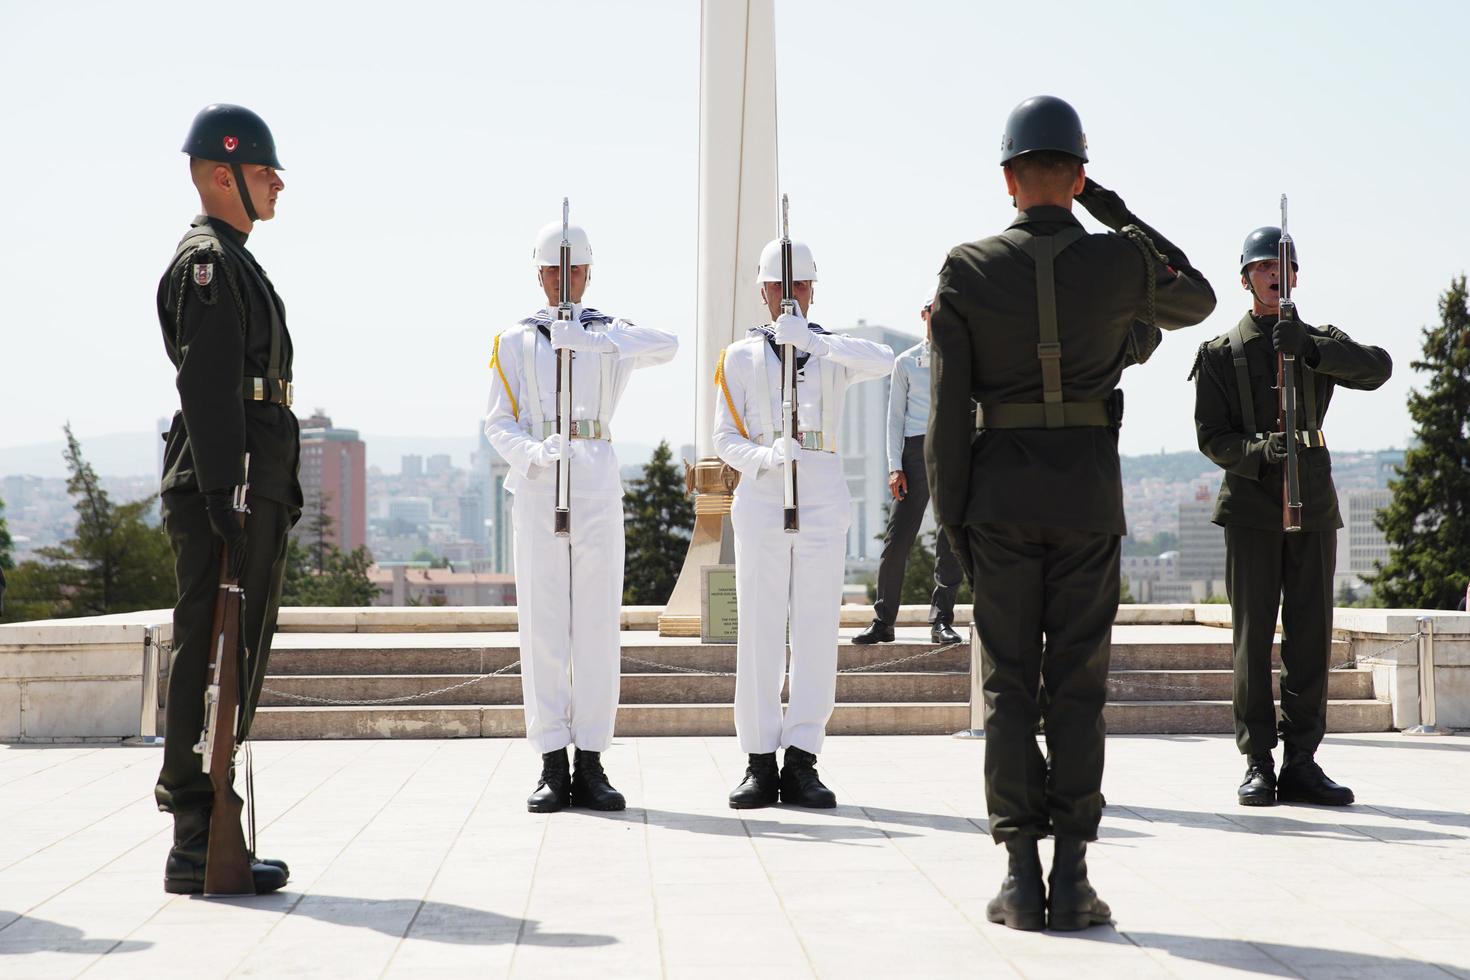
[0,431,160,479]
[0,430,667,479]
[1120,450,1216,484]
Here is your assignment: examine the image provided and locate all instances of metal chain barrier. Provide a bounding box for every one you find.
[261,659,522,706]
[1333,629,1421,671]
[260,640,970,706]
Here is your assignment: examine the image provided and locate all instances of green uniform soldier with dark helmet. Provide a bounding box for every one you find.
[1191,227,1392,808]
[928,95,1216,931]
[155,103,301,895]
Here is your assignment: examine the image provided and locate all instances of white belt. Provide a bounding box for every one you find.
[536,419,610,441]
[762,431,835,453]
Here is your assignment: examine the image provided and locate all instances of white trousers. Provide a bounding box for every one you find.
[731,485,849,755]
[511,490,625,754]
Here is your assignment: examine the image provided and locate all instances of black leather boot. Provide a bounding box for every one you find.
[728,752,780,809]
[853,621,895,645]
[1277,748,1354,806]
[163,809,289,895]
[570,749,626,811]
[930,621,962,645]
[527,748,572,813]
[779,747,836,808]
[1237,753,1277,807]
[986,837,1045,931]
[1046,838,1112,931]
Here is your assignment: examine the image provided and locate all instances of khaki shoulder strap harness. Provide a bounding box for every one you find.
[977,226,1110,429]
[1228,324,1325,448]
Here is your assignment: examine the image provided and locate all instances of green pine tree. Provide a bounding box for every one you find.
[0,496,14,571]
[1373,275,1470,608]
[1,426,174,621]
[623,441,695,606]
[282,496,377,608]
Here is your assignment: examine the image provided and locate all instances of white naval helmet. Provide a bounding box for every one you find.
[532,221,594,266]
[756,239,818,283]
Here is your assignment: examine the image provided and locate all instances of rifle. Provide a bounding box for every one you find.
[192,454,254,895]
[779,193,800,534]
[1277,195,1302,532]
[554,197,573,538]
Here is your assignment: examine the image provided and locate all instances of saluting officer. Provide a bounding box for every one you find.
[853,293,963,647]
[713,239,894,809]
[928,96,1215,931]
[157,104,299,895]
[485,219,677,813]
[1192,228,1391,808]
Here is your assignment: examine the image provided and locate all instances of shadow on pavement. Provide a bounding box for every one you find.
[1322,735,1467,754]
[213,895,616,947]
[0,912,152,955]
[1108,804,1466,842]
[1065,928,1461,978]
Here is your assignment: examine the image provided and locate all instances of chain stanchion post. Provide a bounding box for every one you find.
[1404,616,1452,737]
[125,624,167,746]
[953,624,984,739]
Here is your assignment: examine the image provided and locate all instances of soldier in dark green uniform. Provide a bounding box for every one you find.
[155,104,301,895]
[1191,228,1391,808]
[928,95,1216,931]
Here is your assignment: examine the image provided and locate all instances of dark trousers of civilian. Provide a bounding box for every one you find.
[155,490,295,815]
[1224,524,1334,758]
[969,522,1118,842]
[873,435,963,626]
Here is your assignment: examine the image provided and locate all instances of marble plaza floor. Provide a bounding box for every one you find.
[1,733,1468,979]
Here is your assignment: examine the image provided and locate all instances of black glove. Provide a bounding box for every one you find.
[1272,316,1313,357]
[1074,177,1131,231]
[204,491,248,581]
[1257,432,1289,464]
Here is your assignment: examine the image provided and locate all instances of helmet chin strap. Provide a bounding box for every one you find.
[230,162,259,222]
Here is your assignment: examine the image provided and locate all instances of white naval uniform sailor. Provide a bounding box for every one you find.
[484,299,677,757]
[713,279,894,758]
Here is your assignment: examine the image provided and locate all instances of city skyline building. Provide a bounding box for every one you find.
[296,411,368,553]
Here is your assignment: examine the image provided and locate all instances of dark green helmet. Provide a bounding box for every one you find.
[181,103,283,169]
[1000,95,1088,165]
[1239,226,1298,274]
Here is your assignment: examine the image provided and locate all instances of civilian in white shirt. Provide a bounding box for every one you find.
[854,295,963,646]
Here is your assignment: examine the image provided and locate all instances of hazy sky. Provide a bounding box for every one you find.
[2,0,1466,466]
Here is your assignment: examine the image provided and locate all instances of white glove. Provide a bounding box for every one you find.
[551,318,613,353]
[774,311,828,355]
[758,436,793,475]
[527,433,570,468]
[773,311,811,349]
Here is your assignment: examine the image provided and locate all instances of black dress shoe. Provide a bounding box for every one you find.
[779,746,836,808]
[1046,838,1112,931]
[930,622,962,645]
[1277,755,1354,806]
[163,809,289,896]
[1237,753,1277,807]
[527,748,572,813]
[852,621,895,645]
[570,749,626,811]
[986,837,1045,931]
[729,752,780,809]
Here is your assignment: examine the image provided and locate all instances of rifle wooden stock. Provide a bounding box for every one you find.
[201,531,253,896]
[554,197,573,538]
[1277,194,1302,532]
[779,195,799,533]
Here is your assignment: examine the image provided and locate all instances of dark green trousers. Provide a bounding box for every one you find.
[1224,524,1335,758]
[969,522,1118,843]
[155,490,294,814]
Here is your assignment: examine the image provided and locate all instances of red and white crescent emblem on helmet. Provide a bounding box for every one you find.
[223,136,238,153]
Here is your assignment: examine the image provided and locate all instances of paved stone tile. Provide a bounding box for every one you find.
[0,733,1467,979]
